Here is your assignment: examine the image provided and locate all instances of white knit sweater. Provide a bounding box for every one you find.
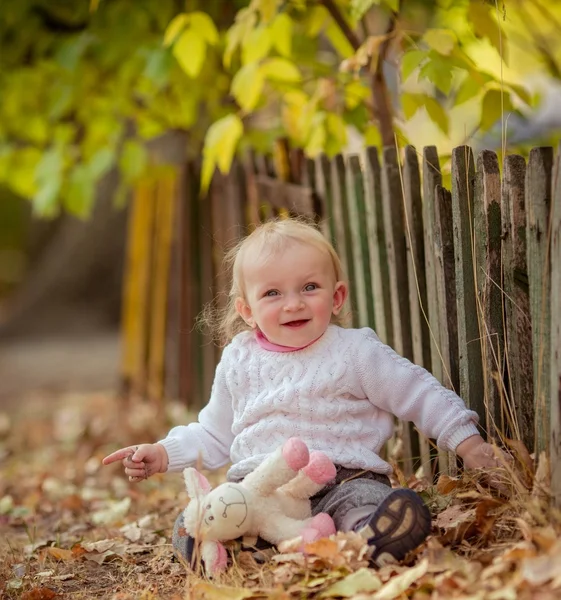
[159,325,479,480]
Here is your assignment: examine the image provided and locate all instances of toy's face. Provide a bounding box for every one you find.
[184,483,252,541]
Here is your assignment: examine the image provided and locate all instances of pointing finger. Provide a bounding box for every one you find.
[102,446,138,465]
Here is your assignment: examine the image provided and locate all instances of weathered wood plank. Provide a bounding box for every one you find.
[317,155,338,247]
[422,147,443,386]
[526,147,554,457]
[451,146,485,425]
[381,146,416,474]
[474,150,504,440]
[346,156,375,327]
[381,146,413,360]
[404,146,431,371]
[403,146,432,475]
[331,154,358,326]
[364,147,392,346]
[549,146,561,505]
[502,155,534,451]
[434,184,460,475]
[255,176,315,217]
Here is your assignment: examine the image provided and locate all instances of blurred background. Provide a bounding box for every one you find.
[1,0,560,413]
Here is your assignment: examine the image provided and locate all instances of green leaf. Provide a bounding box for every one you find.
[401,49,427,82]
[401,93,426,120]
[479,88,514,132]
[344,80,370,109]
[257,0,280,23]
[326,113,347,146]
[364,125,382,147]
[419,53,454,95]
[242,26,272,64]
[423,29,456,56]
[382,0,399,11]
[454,75,482,106]
[325,20,355,58]
[231,63,265,111]
[507,82,531,106]
[270,13,292,57]
[88,148,115,179]
[320,567,381,598]
[189,12,219,45]
[350,0,378,22]
[468,2,508,64]
[119,140,148,183]
[173,29,206,78]
[425,97,449,135]
[201,114,244,193]
[305,115,326,158]
[163,13,189,47]
[33,147,63,218]
[261,58,301,82]
[64,165,95,219]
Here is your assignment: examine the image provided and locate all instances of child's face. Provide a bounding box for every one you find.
[235,241,347,347]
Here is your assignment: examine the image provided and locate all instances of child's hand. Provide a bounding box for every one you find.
[102,443,169,482]
[456,434,512,493]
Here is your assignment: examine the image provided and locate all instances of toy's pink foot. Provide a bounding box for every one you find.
[303,452,336,484]
[309,513,336,538]
[208,541,228,573]
[283,437,309,471]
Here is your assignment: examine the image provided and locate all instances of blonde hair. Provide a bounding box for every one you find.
[199,217,349,346]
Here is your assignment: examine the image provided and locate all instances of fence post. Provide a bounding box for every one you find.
[526,147,554,458]
[364,147,392,346]
[550,146,561,505]
[434,184,460,475]
[451,146,485,426]
[502,155,534,451]
[474,150,504,440]
[331,155,358,326]
[346,156,375,328]
[403,146,432,475]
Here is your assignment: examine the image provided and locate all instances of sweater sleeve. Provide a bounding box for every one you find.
[158,352,235,472]
[354,329,480,452]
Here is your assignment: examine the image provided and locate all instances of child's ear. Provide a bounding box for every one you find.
[235,297,256,328]
[332,282,348,315]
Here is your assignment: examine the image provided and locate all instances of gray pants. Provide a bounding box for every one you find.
[172,466,393,560]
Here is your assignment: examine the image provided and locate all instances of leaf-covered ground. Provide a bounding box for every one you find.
[1,392,561,599]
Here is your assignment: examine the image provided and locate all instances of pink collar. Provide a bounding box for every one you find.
[254,329,321,353]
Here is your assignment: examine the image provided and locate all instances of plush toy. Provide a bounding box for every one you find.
[182,437,337,574]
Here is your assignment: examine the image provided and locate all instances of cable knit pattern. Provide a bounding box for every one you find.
[159,325,480,480]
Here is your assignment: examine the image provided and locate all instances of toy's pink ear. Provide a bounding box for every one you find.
[183,467,212,498]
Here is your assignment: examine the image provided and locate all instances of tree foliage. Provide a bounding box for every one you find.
[1,0,557,215]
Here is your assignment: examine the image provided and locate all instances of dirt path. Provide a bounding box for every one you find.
[0,331,120,416]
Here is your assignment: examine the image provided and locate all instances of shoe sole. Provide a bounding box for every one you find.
[358,488,431,566]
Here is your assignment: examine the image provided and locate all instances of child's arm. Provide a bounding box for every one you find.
[157,357,235,473]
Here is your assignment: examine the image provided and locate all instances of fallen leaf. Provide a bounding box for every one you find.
[320,567,382,597]
[304,538,339,559]
[91,497,131,525]
[45,547,74,561]
[21,587,58,600]
[436,475,460,494]
[372,559,429,599]
[190,582,255,599]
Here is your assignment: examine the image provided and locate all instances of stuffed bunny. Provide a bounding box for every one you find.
[182,437,337,574]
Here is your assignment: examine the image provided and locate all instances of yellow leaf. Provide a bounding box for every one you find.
[282,90,309,143]
[163,13,188,47]
[364,125,381,147]
[224,9,257,69]
[173,30,206,78]
[372,558,429,599]
[201,114,243,192]
[256,0,280,23]
[468,3,508,64]
[479,88,514,132]
[423,29,456,56]
[325,20,355,58]
[261,57,301,82]
[241,26,272,64]
[425,96,449,135]
[189,11,219,45]
[305,6,328,36]
[191,581,254,600]
[344,80,369,109]
[231,63,265,111]
[270,13,292,57]
[320,567,382,598]
[326,113,347,146]
[402,92,426,120]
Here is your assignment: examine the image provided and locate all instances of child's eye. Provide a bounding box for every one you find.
[264,290,279,297]
[304,283,318,292]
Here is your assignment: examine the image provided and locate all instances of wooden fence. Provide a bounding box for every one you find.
[119,143,561,501]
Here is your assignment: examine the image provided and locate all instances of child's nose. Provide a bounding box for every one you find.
[284,295,304,311]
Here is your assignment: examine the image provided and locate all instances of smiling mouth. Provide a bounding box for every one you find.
[282,319,310,327]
